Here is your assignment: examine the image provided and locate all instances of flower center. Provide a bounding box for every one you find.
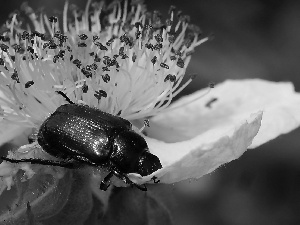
[0,0,208,128]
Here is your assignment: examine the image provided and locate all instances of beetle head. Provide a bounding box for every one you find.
[137,151,162,176]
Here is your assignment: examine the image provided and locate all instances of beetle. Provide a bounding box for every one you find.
[1,91,162,191]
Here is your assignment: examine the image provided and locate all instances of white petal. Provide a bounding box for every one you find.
[129,79,300,184]
[146,79,300,148]
[128,112,262,184]
[0,120,28,146]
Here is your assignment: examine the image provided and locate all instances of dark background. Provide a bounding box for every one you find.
[1,0,300,224]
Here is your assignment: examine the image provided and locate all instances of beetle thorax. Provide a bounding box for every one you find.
[110,130,148,174]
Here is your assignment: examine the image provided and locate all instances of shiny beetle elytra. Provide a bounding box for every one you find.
[1,91,162,191]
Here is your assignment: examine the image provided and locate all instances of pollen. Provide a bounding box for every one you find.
[0,0,208,128]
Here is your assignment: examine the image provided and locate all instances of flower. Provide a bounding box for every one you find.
[0,0,300,216]
[130,79,300,184]
[0,0,208,190]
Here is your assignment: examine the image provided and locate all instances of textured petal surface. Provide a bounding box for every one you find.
[0,121,27,147]
[0,91,28,146]
[146,79,300,148]
[129,112,262,184]
[130,79,300,184]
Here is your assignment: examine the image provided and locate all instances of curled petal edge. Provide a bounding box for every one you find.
[128,111,262,184]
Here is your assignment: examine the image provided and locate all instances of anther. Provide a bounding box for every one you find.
[139,119,150,132]
[78,42,87,47]
[155,34,163,43]
[31,31,42,37]
[165,19,173,26]
[145,43,153,50]
[54,31,62,39]
[121,54,128,59]
[119,47,125,55]
[78,33,88,40]
[102,66,110,72]
[170,55,176,61]
[49,16,58,23]
[209,82,215,88]
[160,63,169,69]
[176,58,184,68]
[58,50,65,58]
[164,74,176,82]
[154,43,163,50]
[94,54,101,62]
[95,42,108,51]
[102,74,110,83]
[82,82,88,93]
[25,81,34,88]
[11,70,20,83]
[94,90,107,100]
[168,5,176,14]
[91,63,98,70]
[106,37,115,46]
[53,55,59,63]
[151,56,157,65]
[21,31,30,40]
[186,50,195,56]
[93,35,99,42]
[81,68,92,78]
[48,41,57,49]
[168,35,175,44]
[73,59,82,68]
[0,35,10,42]
[27,46,34,54]
[12,44,24,53]
[0,43,9,52]
[132,53,137,62]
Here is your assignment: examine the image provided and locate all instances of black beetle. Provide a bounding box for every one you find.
[1,91,162,191]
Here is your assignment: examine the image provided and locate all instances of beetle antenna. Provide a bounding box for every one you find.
[56,91,75,104]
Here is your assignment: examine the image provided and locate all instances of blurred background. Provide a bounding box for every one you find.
[1,0,300,224]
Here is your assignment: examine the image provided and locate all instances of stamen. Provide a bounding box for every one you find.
[0,0,208,130]
[63,1,69,34]
[139,119,150,133]
[161,82,215,114]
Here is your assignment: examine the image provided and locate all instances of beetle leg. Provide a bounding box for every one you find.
[100,171,114,191]
[1,156,78,168]
[112,170,148,191]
